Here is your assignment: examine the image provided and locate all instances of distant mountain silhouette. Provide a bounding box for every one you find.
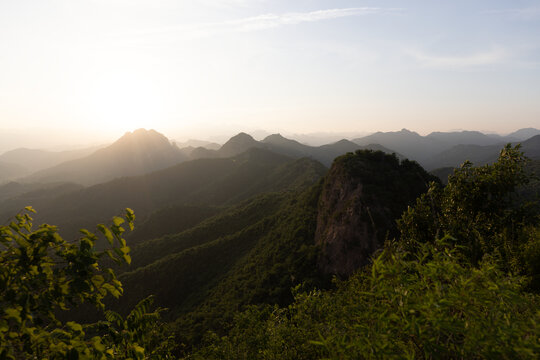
[219,132,265,157]
[190,132,401,167]
[0,146,103,174]
[189,146,219,159]
[521,135,540,158]
[353,129,434,162]
[506,128,540,141]
[22,129,187,186]
[425,130,503,147]
[261,134,310,157]
[311,139,379,166]
[175,139,221,151]
[176,139,222,158]
[423,134,540,170]
[353,129,507,165]
[0,161,28,184]
[175,139,221,156]
[422,144,502,170]
[0,181,82,202]
[0,148,326,239]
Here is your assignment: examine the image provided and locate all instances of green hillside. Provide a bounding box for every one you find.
[126,205,221,248]
[128,192,290,271]
[101,150,437,352]
[0,148,326,241]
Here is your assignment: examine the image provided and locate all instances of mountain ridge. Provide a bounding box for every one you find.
[21,129,187,186]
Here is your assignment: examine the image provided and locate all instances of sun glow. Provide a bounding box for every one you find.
[85,69,165,132]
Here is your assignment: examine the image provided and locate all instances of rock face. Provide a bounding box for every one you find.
[315,150,437,276]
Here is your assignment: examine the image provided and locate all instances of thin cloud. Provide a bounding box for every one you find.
[226,8,397,31]
[200,0,267,6]
[408,46,508,69]
[119,7,401,41]
[484,7,540,20]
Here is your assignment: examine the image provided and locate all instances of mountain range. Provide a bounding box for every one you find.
[1,127,539,188]
[187,132,400,166]
[353,128,540,170]
[21,129,187,186]
[0,145,102,183]
[0,147,326,239]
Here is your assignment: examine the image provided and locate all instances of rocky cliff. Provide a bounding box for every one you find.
[315,150,437,276]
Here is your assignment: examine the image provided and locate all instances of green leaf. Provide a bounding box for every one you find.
[4,308,21,323]
[112,217,124,227]
[97,224,114,246]
[125,208,135,231]
[92,275,105,287]
[91,336,106,352]
[66,321,83,334]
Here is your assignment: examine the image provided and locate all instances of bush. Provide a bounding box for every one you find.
[0,207,173,359]
[193,239,540,359]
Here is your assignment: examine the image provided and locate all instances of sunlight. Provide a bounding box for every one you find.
[86,69,164,132]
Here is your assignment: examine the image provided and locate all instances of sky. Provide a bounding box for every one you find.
[0,0,539,149]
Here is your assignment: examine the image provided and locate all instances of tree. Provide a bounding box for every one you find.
[398,144,539,277]
[0,207,173,359]
[193,238,540,359]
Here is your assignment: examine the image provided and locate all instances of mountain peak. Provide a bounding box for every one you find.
[219,132,262,157]
[228,132,256,142]
[507,128,540,141]
[333,139,354,146]
[118,128,167,141]
[399,128,421,136]
[315,150,437,276]
[262,133,285,142]
[24,128,186,186]
[261,133,301,146]
[112,129,172,150]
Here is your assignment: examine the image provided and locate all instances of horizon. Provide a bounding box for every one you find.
[1,125,539,154]
[1,1,539,150]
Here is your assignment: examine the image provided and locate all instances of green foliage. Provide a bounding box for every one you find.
[337,150,438,213]
[128,193,289,271]
[90,296,176,359]
[117,213,278,321]
[520,158,540,204]
[399,144,539,273]
[126,205,221,248]
[0,207,172,359]
[193,239,540,359]
[173,183,328,351]
[516,226,540,290]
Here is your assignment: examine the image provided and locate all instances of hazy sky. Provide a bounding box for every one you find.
[1,0,539,147]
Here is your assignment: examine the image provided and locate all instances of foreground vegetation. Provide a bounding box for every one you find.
[0,208,174,359]
[194,238,539,359]
[1,145,539,358]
